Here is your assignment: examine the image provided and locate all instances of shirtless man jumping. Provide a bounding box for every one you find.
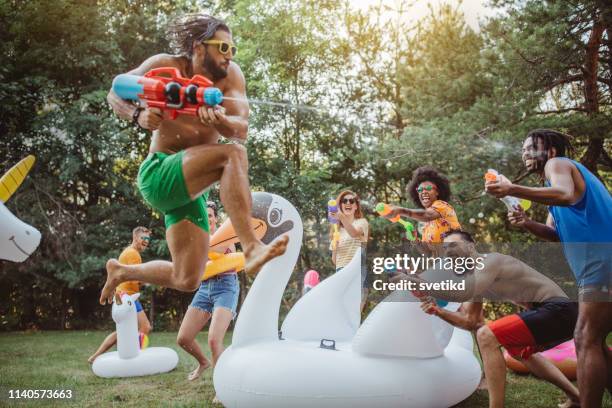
[101,14,288,304]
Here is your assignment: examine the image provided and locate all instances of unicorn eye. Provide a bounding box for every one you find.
[269,207,282,226]
[128,301,132,306]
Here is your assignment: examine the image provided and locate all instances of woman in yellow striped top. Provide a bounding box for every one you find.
[329,190,369,311]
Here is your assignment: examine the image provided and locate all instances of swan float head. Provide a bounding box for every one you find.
[219,192,303,348]
[210,192,300,250]
[0,156,41,262]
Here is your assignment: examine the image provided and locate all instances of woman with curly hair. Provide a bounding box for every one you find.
[385,166,461,243]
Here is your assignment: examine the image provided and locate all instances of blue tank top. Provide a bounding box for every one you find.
[547,159,612,287]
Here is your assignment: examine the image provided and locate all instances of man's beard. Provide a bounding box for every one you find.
[203,53,228,81]
[527,150,548,173]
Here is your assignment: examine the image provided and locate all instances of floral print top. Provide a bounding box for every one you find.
[421,200,461,243]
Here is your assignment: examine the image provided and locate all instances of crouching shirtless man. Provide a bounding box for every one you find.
[100,14,288,304]
[403,230,580,408]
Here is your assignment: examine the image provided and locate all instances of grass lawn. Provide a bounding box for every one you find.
[0,331,610,407]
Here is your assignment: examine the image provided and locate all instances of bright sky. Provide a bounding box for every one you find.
[348,0,497,31]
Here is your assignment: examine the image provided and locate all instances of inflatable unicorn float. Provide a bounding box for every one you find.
[1,155,41,263]
[92,292,178,378]
[213,192,481,408]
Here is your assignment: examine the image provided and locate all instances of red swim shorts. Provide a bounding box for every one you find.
[487,314,540,359]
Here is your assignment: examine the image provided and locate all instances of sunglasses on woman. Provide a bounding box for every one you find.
[341,198,356,204]
[417,185,436,193]
[202,40,237,57]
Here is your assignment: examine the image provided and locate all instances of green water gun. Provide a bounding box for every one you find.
[376,203,416,241]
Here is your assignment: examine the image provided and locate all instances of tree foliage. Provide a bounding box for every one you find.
[1,0,609,330]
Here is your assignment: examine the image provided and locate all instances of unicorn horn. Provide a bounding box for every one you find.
[0,155,36,203]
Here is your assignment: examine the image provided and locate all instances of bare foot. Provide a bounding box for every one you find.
[212,396,222,404]
[87,354,99,364]
[244,235,289,275]
[558,398,580,408]
[188,360,210,381]
[99,259,124,305]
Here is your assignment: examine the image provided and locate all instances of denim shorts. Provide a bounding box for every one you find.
[190,273,239,318]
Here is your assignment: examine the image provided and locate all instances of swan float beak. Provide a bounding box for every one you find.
[210,217,267,250]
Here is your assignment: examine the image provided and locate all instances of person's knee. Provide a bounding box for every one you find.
[226,144,247,163]
[177,333,191,348]
[174,269,201,292]
[180,279,201,292]
[208,336,223,352]
[476,326,496,348]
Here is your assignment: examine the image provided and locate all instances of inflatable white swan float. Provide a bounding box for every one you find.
[214,192,481,408]
[92,292,178,378]
[1,155,41,262]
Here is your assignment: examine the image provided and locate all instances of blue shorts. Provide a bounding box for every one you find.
[135,299,143,313]
[190,273,239,318]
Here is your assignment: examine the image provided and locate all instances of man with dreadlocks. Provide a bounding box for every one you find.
[485,129,611,408]
[101,15,288,309]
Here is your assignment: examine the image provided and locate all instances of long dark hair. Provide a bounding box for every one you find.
[406,166,452,208]
[168,14,230,57]
[527,129,574,158]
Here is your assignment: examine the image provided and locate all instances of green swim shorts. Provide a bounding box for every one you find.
[137,151,209,233]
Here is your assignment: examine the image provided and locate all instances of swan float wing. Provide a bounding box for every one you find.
[352,289,454,358]
[281,248,361,342]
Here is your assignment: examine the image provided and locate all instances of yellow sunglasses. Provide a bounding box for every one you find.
[202,40,237,57]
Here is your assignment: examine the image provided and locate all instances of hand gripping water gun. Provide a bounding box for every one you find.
[376,203,416,241]
[327,200,341,250]
[112,67,224,119]
[484,169,532,212]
